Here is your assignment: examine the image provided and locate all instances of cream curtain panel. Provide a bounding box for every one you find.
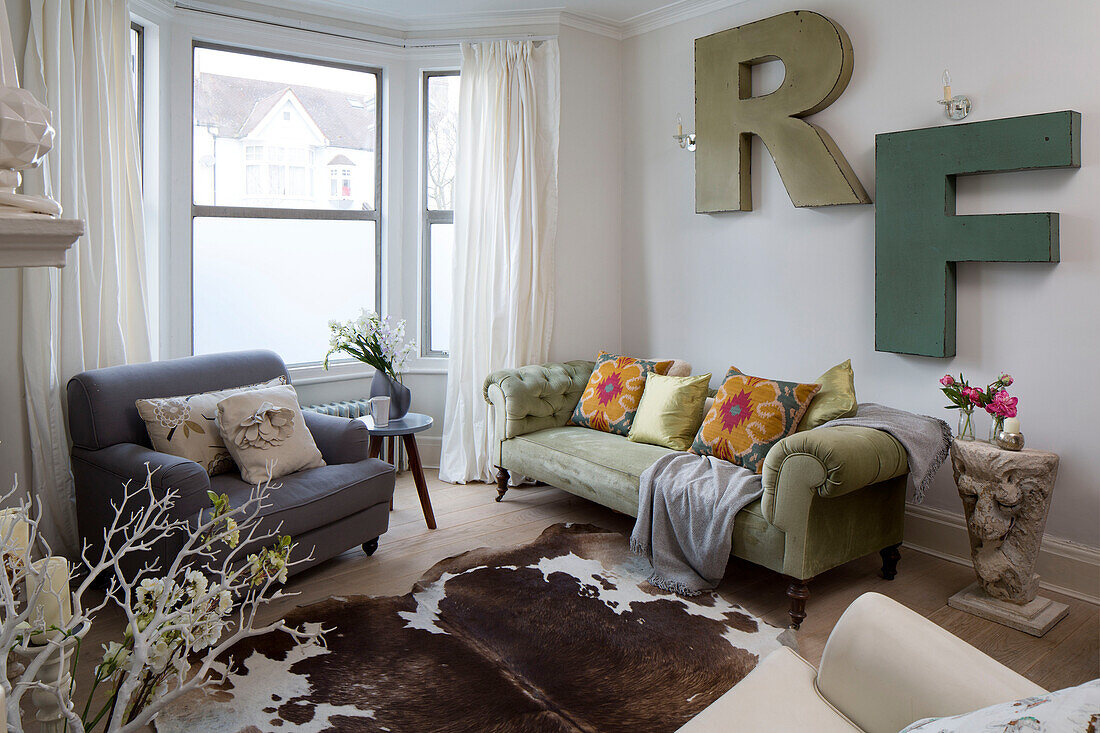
[20,0,151,554]
[439,40,560,484]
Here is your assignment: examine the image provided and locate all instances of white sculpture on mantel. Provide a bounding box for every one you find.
[0,0,61,219]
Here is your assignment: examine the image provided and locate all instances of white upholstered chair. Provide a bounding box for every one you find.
[678,592,1045,733]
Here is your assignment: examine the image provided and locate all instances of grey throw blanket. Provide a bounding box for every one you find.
[820,402,952,502]
[630,453,762,596]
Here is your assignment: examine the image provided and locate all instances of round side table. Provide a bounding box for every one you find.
[363,412,436,530]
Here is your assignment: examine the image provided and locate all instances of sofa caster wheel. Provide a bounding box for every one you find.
[362,538,379,556]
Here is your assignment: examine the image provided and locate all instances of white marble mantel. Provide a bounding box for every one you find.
[0,216,83,268]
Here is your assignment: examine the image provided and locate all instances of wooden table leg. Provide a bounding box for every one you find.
[369,437,394,510]
[388,436,397,467]
[402,434,436,530]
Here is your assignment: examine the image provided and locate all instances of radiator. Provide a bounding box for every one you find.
[303,398,405,469]
[303,398,373,419]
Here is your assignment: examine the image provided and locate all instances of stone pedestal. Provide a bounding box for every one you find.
[948,439,1066,637]
[948,582,1068,636]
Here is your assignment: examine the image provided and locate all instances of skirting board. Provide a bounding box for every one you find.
[419,436,442,470]
[904,504,1100,605]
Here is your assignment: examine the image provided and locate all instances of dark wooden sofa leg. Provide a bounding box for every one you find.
[495,467,509,502]
[880,543,902,580]
[786,578,811,630]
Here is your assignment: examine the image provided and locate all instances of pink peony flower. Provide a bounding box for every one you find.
[940,375,955,387]
[969,389,983,405]
[986,389,1018,418]
[1000,373,1014,386]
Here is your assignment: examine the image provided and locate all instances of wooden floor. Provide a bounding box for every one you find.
[69,469,1098,725]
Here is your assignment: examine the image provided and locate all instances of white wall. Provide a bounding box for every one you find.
[551,26,623,361]
[620,0,1100,547]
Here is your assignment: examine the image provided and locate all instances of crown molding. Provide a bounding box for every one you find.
[558,11,623,40]
[620,0,756,39]
[173,0,761,46]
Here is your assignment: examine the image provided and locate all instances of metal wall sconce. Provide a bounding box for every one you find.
[674,113,696,151]
[939,69,972,121]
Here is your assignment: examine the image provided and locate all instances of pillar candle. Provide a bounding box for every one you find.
[26,557,71,644]
[1003,417,1021,434]
[0,508,29,560]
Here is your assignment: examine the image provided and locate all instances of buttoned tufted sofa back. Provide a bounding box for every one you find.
[483,360,594,444]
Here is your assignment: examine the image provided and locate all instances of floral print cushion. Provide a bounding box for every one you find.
[135,376,286,476]
[569,352,673,436]
[899,679,1099,733]
[690,367,820,473]
[215,384,325,485]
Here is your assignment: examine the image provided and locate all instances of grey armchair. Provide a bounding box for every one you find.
[67,350,395,579]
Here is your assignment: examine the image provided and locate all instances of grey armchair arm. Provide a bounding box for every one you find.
[303,411,371,465]
[71,444,211,575]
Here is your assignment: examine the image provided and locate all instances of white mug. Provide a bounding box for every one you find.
[369,396,391,427]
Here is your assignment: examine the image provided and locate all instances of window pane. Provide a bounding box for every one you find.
[429,222,454,353]
[193,217,377,365]
[426,74,459,211]
[193,47,377,211]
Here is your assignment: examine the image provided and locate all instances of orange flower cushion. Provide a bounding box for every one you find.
[570,352,673,435]
[690,367,820,472]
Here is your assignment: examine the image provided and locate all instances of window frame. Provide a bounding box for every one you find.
[421,69,459,358]
[130,22,145,164]
[189,41,384,365]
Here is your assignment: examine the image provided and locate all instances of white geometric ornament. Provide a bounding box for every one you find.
[0,86,60,217]
[0,86,53,169]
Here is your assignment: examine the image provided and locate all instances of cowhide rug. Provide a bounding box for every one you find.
[155,523,792,733]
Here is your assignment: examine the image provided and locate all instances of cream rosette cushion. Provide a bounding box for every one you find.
[215,384,325,484]
[136,376,286,475]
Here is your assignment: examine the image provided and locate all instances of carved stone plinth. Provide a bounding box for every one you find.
[948,582,1067,637]
[948,439,1066,636]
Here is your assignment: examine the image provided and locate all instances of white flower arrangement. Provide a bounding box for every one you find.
[0,470,324,732]
[323,308,416,377]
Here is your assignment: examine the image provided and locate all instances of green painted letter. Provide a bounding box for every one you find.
[695,10,870,212]
[875,111,1081,357]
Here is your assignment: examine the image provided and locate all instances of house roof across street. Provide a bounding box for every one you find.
[194,73,376,150]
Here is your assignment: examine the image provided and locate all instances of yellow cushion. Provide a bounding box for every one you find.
[628,373,712,451]
[798,359,858,431]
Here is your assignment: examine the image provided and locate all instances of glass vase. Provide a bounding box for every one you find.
[957,407,976,441]
[989,415,1004,443]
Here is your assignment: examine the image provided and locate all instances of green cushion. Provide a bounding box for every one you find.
[798,359,858,431]
[628,373,712,451]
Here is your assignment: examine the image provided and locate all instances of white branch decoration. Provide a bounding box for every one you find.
[0,468,324,732]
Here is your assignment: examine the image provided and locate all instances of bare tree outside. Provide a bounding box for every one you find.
[426,74,458,211]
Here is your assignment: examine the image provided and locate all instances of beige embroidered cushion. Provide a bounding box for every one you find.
[215,384,325,484]
[135,377,286,475]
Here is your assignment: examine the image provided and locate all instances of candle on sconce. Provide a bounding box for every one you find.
[942,69,952,102]
[26,557,71,644]
[1003,417,1021,434]
[0,508,29,560]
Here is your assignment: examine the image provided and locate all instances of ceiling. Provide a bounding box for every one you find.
[290,0,681,25]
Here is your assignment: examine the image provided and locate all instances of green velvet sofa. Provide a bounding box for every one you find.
[484,360,911,628]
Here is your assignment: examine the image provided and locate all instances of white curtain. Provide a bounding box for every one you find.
[19,0,151,555]
[439,40,560,484]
